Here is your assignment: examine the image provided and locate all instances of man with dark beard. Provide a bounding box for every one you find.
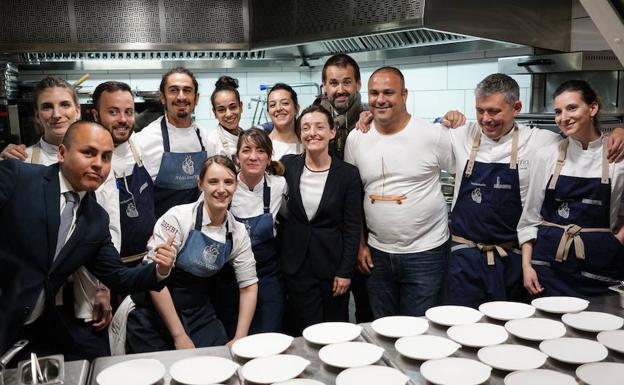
[133,67,216,218]
[92,81,156,265]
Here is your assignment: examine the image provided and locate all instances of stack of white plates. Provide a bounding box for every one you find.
[425,305,483,326]
[561,311,624,332]
[446,323,508,347]
[302,322,362,345]
[370,316,429,338]
[169,356,238,385]
[420,357,491,385]
[231,332,293,358]
[531,296,589,314]
[539,337,608,364]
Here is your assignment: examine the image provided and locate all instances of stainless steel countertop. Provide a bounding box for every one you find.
[361,295,624,385]
[4,360,89,385]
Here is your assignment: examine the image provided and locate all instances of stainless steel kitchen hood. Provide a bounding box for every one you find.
[0,0,571,69]
[499,51,624,74]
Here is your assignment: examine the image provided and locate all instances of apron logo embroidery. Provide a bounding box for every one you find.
[139,182,149,194]
[558,202,570,219]
[471,188,482,204]
[202,244,220,265]
[518,159,529,170]
[581,198,602,206]
[126,202,139,218]
[493,176,512,190]
[182,155,195,176]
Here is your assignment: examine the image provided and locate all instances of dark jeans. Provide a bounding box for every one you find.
[366,240,449,318]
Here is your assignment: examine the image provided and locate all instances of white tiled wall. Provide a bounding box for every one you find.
[20,48,532,133]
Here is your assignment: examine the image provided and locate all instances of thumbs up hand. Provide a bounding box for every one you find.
[153,235,177,276]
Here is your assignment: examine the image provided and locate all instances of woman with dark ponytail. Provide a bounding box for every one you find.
[212,128,288,336]
[206,76,245,161]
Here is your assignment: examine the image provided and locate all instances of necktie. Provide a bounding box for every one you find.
[54,191,79,259]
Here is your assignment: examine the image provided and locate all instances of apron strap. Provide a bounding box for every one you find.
[541,221,612,262]
[161,116,205,152]
[217,124,238,155]
[464,128,481,177]
[31,141,41,164]
[451,234,517,266]
[262,176,271,214]
[128,137,143,167]
[601,136,609,184]
[548,138,570,190]
[509,125,519,170]
[194,201,233,240]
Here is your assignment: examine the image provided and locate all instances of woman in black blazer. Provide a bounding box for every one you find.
[279,104,363,333]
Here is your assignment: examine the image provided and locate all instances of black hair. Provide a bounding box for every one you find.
[159,67,198,95]
[236,128,285,176]
[211,75,241,108]
[322,54,361,83]
[553,79,602,129]
[267,83,299,110]
[296,104,335,139]
[92,81,133,110]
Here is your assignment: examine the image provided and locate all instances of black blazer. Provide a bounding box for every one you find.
[0,160,164,351]
[279,154,362,280]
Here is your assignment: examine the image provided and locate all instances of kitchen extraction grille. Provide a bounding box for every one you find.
[163,0,245,43]
[74,0,161,43]
[0,0,71,44]
[17,50,266,62]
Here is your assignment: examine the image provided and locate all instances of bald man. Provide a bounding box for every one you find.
[0,121,176,360]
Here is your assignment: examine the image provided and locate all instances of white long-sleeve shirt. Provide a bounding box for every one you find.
[448,122,561,209]
[204,125,240,159]
[148,200,258,288]
[133,116,216,181]
[517,135,624,245]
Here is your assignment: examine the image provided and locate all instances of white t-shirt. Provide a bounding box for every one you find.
[517,135,624,245]
[147,200,258,288]
[299,166,330,221]
[133,115,215,181]
[345,116,453,253]
[230,173,288,235]
[448,122,561,209]
[205,125,240,159]
[25,138,121,252]
[112,137,141,178]
[272,140,303,161]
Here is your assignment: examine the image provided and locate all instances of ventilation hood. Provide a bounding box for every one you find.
[0,0,570,70]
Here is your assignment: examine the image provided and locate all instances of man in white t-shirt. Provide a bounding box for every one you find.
[344,67,453,317]
[133,67,216,218]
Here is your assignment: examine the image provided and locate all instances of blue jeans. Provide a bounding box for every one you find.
[366,240,449,318]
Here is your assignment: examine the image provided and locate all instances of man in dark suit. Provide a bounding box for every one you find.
[0,120,175,360]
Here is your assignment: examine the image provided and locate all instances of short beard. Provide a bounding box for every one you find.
[175,111,190,119]
[330,93,356,114]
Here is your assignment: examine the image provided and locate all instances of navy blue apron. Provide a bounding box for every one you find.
[116,139,156,264]
[447,126,524,307]
[531,138,623,298]
[213,177,285,337]
[153,117,207,218]
[126,202,232,353]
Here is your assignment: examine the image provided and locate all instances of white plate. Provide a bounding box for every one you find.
[318,342,384,368]
[96,358,165,385]
[335,365,409,385]
[539,337,608,364]
[231,332,294,358]
[302,322,362,345]
[169,356,238,385]
[395,335,461,360]
[420,357,492,385]
[597,329,624,353]
[531,296,589,314]
[562,311,624,332]
[274,380,326,385]
[504,369,576,385]
[576,362,624,385]
[425,305,483,326]
[370,316,429,338]
[478,301,536,321]
[504,318,567,341]
[477,344,547,371]
[447,323,508,347]
[241,354,310,384]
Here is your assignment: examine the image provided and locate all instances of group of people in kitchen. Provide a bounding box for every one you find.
[1,52,624,361]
